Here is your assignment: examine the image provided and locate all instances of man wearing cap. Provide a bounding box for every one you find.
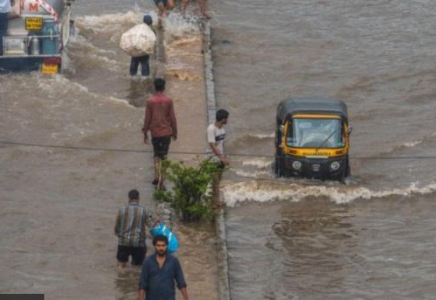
[130,15,155,77]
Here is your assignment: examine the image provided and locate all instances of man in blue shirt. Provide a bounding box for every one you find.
[138,235,188,300]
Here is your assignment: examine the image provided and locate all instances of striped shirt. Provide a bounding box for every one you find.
[114,201,153,247]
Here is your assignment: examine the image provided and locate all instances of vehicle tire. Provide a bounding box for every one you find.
[339,161,347,184]
[275,156,284,177]
[345,157,351,177]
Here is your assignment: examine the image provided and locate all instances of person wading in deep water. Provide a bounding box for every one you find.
[138,235,188,300]
[207,109,229,206]
[114,189,158,267]
[142,78,177,190]
[130,15,155,77]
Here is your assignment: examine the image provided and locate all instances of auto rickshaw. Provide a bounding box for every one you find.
[274,97,351,182]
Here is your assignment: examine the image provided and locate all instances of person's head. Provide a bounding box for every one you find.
[128,189,139,201]
[153,235,168,256]
[154,78,166,92]
[216,109,229,125]
[143,14,153,26]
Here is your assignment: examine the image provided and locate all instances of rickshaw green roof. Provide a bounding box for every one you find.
[277,97,348,123]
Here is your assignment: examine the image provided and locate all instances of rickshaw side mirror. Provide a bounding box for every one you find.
[347,126,353,134]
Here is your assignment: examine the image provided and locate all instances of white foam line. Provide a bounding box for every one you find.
[241,159,272,169]
[233,169,271,178]
[248,133,274,139]
[222,181,436,207]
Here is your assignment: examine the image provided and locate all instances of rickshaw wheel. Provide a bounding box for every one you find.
[274,156,283,177]
[345,157,351,177]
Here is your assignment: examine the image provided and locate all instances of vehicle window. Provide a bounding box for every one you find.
[287,118,344,148]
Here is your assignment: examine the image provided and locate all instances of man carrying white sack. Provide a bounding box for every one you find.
[120,14,156,77]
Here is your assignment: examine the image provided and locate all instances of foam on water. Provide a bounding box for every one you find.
[222,180,436,207]
[75,11,145,32]
[34,74,134,108]
[248,133,275,139]
[163,13,200,38]
[232,168,272,179]
[241,159,272,169]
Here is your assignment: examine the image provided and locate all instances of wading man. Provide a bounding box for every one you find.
[130,15,155,77]
[207,109,229,206]
[142,78,177,190]
[138,235,188,300]
[114,189,156,267]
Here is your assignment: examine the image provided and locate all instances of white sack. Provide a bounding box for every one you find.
[120,24,156,57]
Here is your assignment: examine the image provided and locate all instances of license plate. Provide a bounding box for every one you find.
[312,164,320,172]
[25,17,43,30]
[41,63,58,75]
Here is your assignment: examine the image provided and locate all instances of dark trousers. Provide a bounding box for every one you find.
[130,55,150,76]
[0,13,8,56]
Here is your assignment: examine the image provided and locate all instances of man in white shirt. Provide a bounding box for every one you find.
[207,109,229,206]
[0,0,11,56]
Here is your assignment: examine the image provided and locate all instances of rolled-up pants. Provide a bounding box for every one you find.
[130,55,150,76]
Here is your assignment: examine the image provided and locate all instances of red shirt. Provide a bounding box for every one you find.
[142,93,178,138]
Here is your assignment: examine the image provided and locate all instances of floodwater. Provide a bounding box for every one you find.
[2,0,436,299]
[210,0,436,299]
[0,1,216,299]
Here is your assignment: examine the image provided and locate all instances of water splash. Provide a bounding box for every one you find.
[222,181,436,207]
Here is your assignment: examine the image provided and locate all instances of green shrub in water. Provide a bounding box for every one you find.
[154,158,221,221]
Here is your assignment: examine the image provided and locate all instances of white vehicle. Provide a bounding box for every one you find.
[0,0,74,74]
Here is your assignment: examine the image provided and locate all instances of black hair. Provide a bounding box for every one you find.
[153,235,168,246]
[143,15,153,26]
[216,109,229,122]
[154,78,166,92]
[128,189,139,200]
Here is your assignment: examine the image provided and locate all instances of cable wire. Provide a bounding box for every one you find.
[1,139,436,160]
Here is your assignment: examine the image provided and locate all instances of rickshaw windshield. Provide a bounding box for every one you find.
[286,118,344,148]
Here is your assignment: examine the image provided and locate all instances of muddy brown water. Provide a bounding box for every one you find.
[1,0,436,299]
[0,1,215,299]
[209,0,436,299]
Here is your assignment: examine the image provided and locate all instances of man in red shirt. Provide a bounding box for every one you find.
[142,78,178,189]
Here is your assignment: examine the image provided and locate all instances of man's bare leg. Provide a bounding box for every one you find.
[181,0,189,17]
[199,0,210,19]
[117,261,126,268]
[157,2,165,17]
[154,156,160,183]
[212,171,223,207]
[167,0,174,10]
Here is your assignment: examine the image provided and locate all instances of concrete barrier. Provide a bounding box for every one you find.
[203,22,231,300]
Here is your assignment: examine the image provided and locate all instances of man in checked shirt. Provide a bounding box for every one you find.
[114,189,159,267]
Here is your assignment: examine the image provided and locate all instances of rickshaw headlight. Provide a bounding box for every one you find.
[330,161,341,171]
[292,161,302,170]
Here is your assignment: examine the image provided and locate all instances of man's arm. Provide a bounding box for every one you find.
[169,100,177,140]
[180,287,188,300]
[138,289,145,300]
[114,211,121,236]
[208,142,229,166]
[142,101,152,143]
[174,258,188,300]
[138,260,148,300]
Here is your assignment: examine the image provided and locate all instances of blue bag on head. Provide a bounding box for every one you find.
[150,222,179,253]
